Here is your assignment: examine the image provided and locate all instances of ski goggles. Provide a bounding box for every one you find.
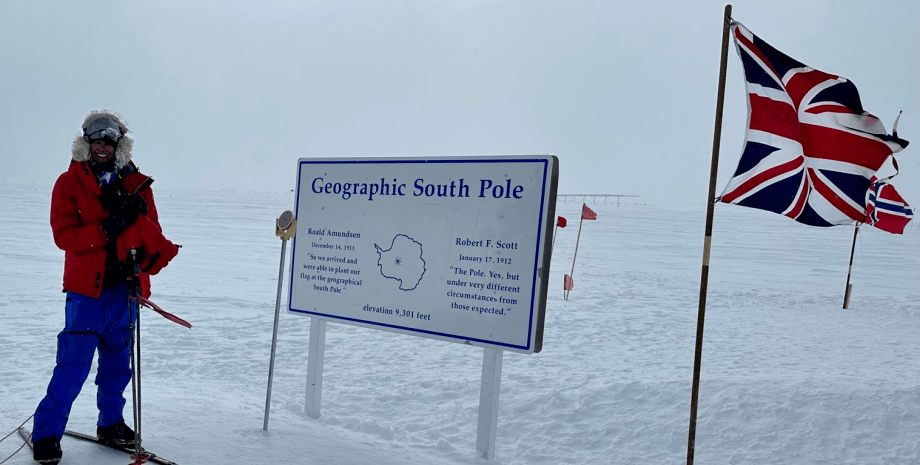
[84,117,122,143]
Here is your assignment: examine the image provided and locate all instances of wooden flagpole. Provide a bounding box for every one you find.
[687,5,732,465]
[566,206,586,301]
[552,224,559,252]
[842,223,860,309]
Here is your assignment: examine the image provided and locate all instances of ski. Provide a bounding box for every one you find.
[63,429,180,465]
[17,426,32,448]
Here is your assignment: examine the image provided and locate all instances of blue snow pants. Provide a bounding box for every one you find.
[33,283,135,441]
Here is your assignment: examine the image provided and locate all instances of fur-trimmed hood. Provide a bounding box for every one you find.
[71,110,134,168]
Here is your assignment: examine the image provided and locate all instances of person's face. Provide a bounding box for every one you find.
[90,140,116,163]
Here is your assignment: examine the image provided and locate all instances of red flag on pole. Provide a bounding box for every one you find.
[132,295,193,328]
[557,216,567,228]
[564,274,574,290]
[582,204,597,220]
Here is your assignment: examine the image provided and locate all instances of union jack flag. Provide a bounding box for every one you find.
[865,178,914,234]
[720,22,908,227]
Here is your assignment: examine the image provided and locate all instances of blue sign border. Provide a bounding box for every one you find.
[288,156,557,353]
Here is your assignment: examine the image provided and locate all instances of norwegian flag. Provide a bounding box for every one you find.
[865,178,914,234]
[720,22,908,227]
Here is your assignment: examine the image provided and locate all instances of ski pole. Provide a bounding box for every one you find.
[128,291,140,459]
[130,256,144,462]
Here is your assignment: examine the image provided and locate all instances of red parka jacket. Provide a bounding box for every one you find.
[51,160,162,298]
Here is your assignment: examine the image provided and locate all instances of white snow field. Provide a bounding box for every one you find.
[1,183,917,464]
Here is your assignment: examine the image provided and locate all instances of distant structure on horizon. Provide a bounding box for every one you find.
[557,194,641,206]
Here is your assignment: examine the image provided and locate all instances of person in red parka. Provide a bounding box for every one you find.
[31,110,179,464]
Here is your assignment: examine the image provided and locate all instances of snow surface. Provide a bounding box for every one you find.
[1,183,918,464]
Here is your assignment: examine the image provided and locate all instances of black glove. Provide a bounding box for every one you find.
[115,249,146,278]
[101,209,139,240]
[122,193,148,216]
[101,194,147,240]
[125,247,145,265]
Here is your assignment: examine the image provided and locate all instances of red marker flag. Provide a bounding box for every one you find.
[557,216,567,228]
[564,274,574,291]
[582,204,597,220]
[132,295,193,329]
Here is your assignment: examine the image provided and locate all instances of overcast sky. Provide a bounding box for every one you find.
[1,0,917,205]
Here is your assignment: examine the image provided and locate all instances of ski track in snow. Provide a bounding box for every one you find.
[1,183,918,464]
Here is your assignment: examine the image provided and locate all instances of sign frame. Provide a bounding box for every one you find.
[287,155,558,353]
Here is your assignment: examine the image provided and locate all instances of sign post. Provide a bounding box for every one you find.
[476,347,504,460]
[305,317,326,419]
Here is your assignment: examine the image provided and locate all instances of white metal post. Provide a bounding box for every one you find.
[476,347,504,460]
[305,318,327,419]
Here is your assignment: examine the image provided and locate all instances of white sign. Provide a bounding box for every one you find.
[288,156,558,353]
